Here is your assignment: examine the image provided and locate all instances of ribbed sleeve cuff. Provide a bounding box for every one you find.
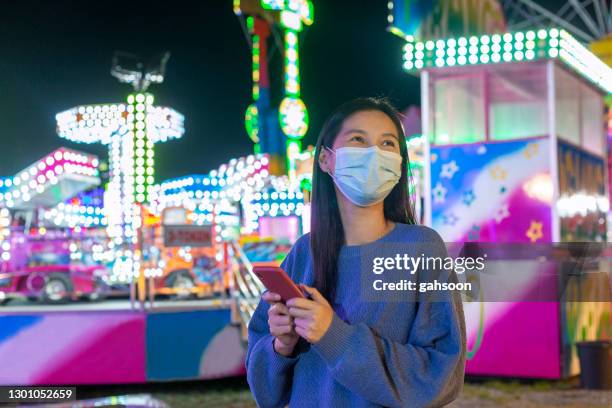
[312,313,354,365]
[265,335,301,370]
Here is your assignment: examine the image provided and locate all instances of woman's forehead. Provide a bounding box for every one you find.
[340,110,397,134]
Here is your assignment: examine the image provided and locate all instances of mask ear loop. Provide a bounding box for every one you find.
[322,146,337,178]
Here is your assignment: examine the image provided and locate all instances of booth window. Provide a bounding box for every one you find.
[432,73,485,144]
[555,67,581,145]
[428,63,604,153]
[555,65,605,155]
[580,82,604,155]
[488,64,548,141]
[430,64,549,145]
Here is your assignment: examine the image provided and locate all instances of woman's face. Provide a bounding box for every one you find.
[319,110,401,173]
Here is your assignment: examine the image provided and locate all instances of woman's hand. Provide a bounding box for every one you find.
[263,291,299,357]
[287,284,334,343]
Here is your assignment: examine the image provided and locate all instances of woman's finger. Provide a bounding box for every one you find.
[262,291,281,303]
[270,314,293,326]
[288,306,311,318]
[286,297,316,309]
[270,302,290,316]
[293,317,310,329]
[270,324,294,337]
[294,325,309,340]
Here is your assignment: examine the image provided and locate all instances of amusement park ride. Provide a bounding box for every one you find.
[0,0,315,385]
[234,0,314,181]
[0,0,610,386]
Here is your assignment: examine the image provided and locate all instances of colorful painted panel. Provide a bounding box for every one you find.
[0,306,246,385]
[430,138,561,378]
[464,301,561,378]
[0,312,146,385]
[431,137,552,243]
[146,309,245,381]
[557,140,608,242]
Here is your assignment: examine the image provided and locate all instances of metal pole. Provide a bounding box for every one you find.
[421,70,432,227]
[547,61,561,242]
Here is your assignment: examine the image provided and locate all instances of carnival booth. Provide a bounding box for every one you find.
[390,0,612,378]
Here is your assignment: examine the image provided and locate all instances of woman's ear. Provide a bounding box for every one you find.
[318,148,332,173]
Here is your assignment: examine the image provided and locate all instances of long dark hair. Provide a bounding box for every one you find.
[310,97,417,302]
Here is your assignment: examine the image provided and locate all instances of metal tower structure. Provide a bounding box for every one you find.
[501,0,612,43]
[234,0,314,180]
[55,52,184,281]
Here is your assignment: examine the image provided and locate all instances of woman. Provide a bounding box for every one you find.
[246,97,466,407]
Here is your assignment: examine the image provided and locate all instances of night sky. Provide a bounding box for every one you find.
[0,0,572,182]
[0,0,420,181]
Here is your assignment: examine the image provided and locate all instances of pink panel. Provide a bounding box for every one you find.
[465,302,561,378]
[0,312,146,385]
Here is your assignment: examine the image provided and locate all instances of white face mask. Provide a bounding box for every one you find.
[325,145,403,207]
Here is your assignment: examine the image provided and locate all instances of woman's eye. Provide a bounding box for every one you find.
[382,139,396,147]
[349,135,365,143]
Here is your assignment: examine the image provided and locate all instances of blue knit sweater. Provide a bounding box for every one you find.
[246,223,466,407]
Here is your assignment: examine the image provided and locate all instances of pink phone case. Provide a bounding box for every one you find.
[253,264,305,302]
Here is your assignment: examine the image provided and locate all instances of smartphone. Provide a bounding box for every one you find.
[252,264,305,302]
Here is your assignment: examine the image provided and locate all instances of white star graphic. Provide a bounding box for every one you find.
[432,182,447,204]
[440,160,459,179]
[495,203,510,223]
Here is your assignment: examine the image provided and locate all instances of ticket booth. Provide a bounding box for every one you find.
[408,28,612,378]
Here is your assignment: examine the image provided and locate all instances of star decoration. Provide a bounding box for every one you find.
[75,112,84,122]
[526,221,543,242]
[431,153,438,163]
[442,213,458,226]
[432,182,447,204]
[477,145,487,155]
[440,160,459,179]
[462,189,476,206]
[494,203,510,223]
[468,225,481,241]
[489,165,507,181]
[523,143,539,159]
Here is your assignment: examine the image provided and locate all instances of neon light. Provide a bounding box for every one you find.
[242,14,263,152]
[56,89,184,268]
[56,104,184,145]
[129,92,155,204]
[245,104,259,143]
[402,28,612,93]
[42,203,106,228]
[237,0,313,161]
[279,97,308,139]
[0,148,99,208]
[280,27,309,142]
[284,30,300,97]
[153,152,306,232]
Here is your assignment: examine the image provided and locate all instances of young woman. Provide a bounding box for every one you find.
[246,97,466,407]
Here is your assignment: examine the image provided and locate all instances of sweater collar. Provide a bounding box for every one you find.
[339,222,403,258]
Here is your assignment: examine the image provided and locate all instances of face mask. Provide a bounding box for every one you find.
[325,145,403,207]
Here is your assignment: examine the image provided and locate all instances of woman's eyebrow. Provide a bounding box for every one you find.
[382,132,399,141]
[342,128,368,135]
[342,129,399,141]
